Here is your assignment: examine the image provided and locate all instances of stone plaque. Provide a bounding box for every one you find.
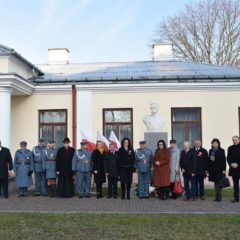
[144,132,168,152]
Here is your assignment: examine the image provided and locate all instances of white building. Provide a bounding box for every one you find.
[0,43,240,152]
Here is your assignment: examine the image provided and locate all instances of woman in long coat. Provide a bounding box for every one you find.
[13,141,33,197]
[153,140,171,200]
[169,139,180,199]
[44,140,58,197]
[118,138,135,200]
[92,141,106,198]
[208,138,226,202]
[56,137,75,198]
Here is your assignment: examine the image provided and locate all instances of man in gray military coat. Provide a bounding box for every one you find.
[135,141,153,199]
[72,142,92,198]
[32,139,47,196]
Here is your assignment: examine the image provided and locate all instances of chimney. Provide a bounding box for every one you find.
[152,42,173,61]
[48,48,69,64]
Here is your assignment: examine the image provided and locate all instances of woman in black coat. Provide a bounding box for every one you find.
[118,138,135,200]
[92,141,106,198]
[208,138,226,202]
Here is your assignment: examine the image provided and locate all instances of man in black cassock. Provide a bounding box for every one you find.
[56,137,75,198]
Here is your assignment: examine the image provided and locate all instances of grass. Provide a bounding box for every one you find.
[205,188,233,198]
[0,213,239,240]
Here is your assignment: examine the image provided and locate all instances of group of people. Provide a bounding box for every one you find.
[0,135,240,203]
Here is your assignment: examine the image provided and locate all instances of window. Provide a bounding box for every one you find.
[103,108,133,142]
[39,110,67,148]
[171,108,202,148]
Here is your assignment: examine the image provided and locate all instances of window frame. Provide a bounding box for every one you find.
[171,107,202,143]
[38,109,68,142]
[102,108,133,142]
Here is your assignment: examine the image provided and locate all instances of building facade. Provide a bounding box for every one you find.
[0,43,240,152]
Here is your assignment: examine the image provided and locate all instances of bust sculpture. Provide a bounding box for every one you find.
[143,103,166,131]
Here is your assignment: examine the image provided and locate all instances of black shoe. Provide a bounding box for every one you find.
[113,196,117,199]
[79,196,83,199]
[4,196,8,199]
[200,196,205,200]
[139,196,144,199]
[85,195,91,198]
[231,199,239,203]
[144,196,149,199]
[107,196,112,199]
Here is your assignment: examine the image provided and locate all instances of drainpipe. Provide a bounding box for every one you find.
[72,83,77,149]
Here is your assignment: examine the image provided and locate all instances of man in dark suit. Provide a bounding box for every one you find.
[227,136,240,202]
[0,140,13,198]
[180,141,197,201]
[193,139,209,200]
[105,143,119,199]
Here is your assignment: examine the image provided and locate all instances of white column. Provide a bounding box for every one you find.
[76,90,93,144]
[0,87,12,149]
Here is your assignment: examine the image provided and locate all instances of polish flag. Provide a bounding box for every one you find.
[97,131,110,152]
[109,130,121,150]
[80,130,96,150]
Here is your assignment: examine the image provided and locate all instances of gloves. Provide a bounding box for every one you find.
[28,170,33,176]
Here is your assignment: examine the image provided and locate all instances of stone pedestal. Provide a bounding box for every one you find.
[144,132,168,152]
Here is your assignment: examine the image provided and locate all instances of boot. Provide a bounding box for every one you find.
[48,185,52,197]
[52,184,57,197]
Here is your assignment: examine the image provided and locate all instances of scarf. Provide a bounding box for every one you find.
[97,147,104,155]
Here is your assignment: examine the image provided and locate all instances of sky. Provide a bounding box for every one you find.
[0,0,192,64]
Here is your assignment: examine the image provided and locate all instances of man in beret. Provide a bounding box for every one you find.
[135,141,153,199]
[72,141,93,198]
[32,138,47,196]
[0,140,13,198]
[56,137,75,198]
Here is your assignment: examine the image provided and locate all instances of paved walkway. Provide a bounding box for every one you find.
[0,191,239,214]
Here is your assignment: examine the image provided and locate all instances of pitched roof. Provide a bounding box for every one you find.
[36,60,240,83]
[0,44,44,76]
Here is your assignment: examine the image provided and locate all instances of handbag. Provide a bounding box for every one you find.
[219,175,230,189]
[173,173,183,194]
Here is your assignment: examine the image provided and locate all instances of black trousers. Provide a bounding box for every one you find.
[0,178,8,197]
[96,183,103,195]
[158,186,169,199]
[121,182,131,199]
[108,177,118,197]
[232,176,240,200]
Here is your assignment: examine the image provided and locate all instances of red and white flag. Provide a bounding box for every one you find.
[109,130,121,150]
[80,130,96,150]
[97,131,110,152]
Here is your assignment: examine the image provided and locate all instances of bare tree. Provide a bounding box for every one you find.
[155,0,240,66]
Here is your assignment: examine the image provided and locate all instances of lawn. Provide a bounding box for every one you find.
[0,213,239,240]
